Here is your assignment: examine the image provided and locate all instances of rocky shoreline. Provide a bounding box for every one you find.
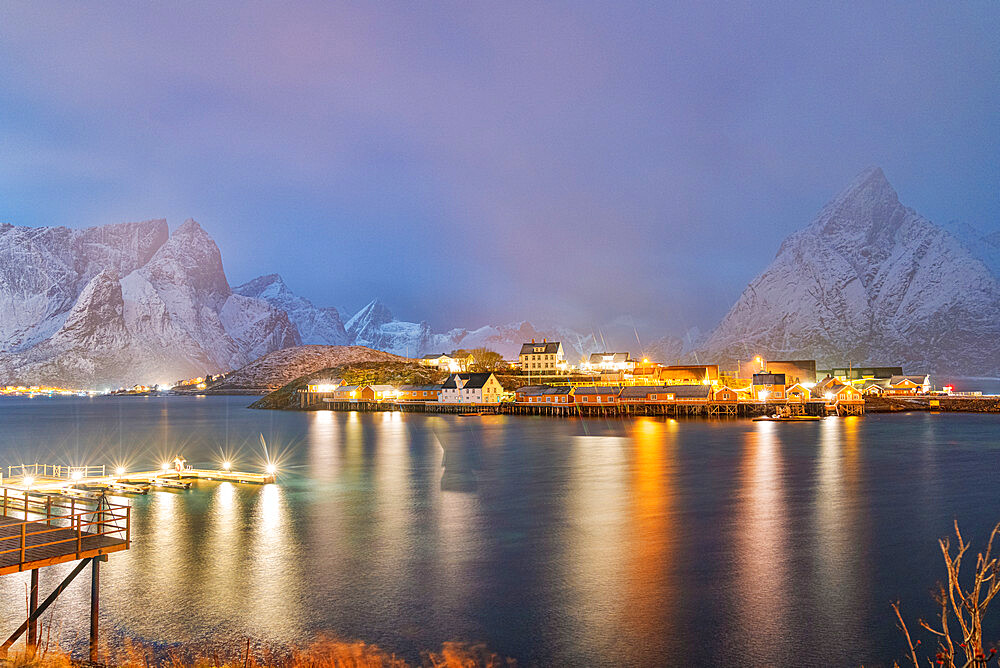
[865,396,1000,413]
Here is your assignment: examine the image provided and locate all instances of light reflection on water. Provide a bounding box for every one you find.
[0,397,999,666]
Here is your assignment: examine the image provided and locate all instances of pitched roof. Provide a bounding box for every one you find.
[824,382,859,395]
[542,386,573,395]
[573,385,620,395]
[519,341,561,355]
[619,385,667,398]
[670,384,712,399]
[814,375,837,391]
[889,375,929,386]
[368,384,396,392]
[422,354,447,360]
[588,352,631,364]
[336,385,361,392]
[515,385,549,395]
[398,384,441,391]
[442,373,495,389]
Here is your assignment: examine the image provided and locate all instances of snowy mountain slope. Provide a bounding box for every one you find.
[696,167,1000,375]
[0,219,298,387]
[207,344,408,391]
[240,282,605,361]
[0,219,167,352]
[233,274,347,345]
[945,221,1000,281]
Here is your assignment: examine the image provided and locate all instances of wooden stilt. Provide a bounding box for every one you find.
[1,558,93,656]
[90,556,100,662]
[27,569,38,650]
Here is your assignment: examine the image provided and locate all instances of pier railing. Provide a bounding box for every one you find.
[4,463,107,482]
[0,487,130,564]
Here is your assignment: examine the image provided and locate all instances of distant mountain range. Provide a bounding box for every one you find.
[2,166,996,387]
[695,167,1000,375]
[0,222,602,387]
[235,274,602,363]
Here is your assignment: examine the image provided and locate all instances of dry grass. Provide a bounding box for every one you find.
[3,637,512,668]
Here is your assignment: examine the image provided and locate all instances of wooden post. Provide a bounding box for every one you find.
[27,569,38,649]
[90,557,100,663]
[20,522,26,564]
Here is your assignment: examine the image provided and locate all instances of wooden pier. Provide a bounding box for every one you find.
[0,487,130,661]
[3,460,277,497]
[298,398,855,418]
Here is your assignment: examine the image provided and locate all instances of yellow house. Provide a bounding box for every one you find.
[786,383,811,403]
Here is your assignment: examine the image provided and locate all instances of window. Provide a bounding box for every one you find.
[651,394,656,400]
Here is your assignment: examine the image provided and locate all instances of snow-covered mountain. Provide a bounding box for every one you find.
[241,282,606,360]
[945,221,1000,281]
[233,274,347,345]
[0,219,299,387]
[206,344,408,391]
[696,167,1000,375]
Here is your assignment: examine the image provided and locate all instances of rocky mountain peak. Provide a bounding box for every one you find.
[140,218,231,307]
[50,269,127,349]
[234,273,288,300]
[346,300,394,333]
[697,168,1000,375]
[810,166,904,243]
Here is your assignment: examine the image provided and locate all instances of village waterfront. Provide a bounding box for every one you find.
[1,395,1000,666]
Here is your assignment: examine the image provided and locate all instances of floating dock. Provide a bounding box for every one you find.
[2,459,276,497]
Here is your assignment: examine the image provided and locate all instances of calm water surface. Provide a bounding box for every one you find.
[1,396,999,666]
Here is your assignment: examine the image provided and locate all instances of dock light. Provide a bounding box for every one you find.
[825,392,834,401]
[222,461,232,471]
[23,476,34,487]
[115,466,126,476]
[161,461,171,471]
[71,470,84,481]
[265,463,277,475]
[758,390,770,402]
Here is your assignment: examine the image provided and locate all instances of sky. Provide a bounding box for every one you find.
[1,2,998,338]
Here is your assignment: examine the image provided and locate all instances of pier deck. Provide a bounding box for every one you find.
[2,462,276,496]
[0,490,129,575]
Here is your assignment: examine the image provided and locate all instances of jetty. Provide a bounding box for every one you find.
[0,456,276,660]
[0,487,130,661]
[297,398,842,418]
[1,459,277,497]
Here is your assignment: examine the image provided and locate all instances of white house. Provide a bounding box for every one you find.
[439,373,504,404]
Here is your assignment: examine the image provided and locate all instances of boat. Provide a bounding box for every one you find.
[752,415,823,422]
[456,412,485,417]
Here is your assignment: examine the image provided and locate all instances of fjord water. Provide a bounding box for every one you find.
[1,397,999,666]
